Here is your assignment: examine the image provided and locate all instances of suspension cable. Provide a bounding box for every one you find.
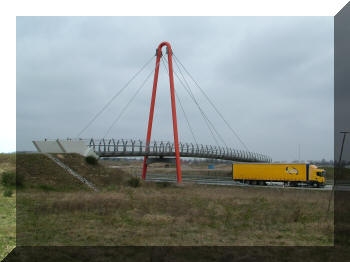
[163,56,227,147]
[160,57,198,145]
[76,55,155,138]
[175,90,198,145]
[165,57,224,147]
[173,54,249,151]
[162,57,219,146]
[103,64,157,139]
[175,68,226,147]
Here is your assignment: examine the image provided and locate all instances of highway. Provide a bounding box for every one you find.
[136,173,334,191]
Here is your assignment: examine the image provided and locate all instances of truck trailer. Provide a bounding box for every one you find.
[232,163,326,187]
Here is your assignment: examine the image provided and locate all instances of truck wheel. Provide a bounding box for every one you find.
[313,182,319,188]
[290,182,297,187]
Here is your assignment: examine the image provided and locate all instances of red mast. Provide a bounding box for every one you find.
[142,42,182,183]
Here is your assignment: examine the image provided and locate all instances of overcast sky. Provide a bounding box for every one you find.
[16,16,333,161]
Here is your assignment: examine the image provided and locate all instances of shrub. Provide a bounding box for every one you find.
[85,156,98,165]
[1,171,16,187]
[38,184,55,192]
[3,189,13,197]
[127,177,140,188]
[106,184,118,191]
[156,181,172,188]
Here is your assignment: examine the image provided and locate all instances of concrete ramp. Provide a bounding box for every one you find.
[33,139,98,158]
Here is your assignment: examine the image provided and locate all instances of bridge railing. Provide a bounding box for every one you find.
[86,138,272,163]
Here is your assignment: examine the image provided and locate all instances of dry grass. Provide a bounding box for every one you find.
[17,183,334,246]
[54,153,132,188]
[13,153,334,247]
[16,153,132,192]
[0,154,16,261]
[0,153,16,174]
[335,191,350,246]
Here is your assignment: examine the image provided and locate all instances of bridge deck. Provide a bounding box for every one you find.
[89,139,272,163]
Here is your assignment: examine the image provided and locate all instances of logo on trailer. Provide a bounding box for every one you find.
[286,167,298,175]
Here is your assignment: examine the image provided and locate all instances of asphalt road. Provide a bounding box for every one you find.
[137,174,335,191]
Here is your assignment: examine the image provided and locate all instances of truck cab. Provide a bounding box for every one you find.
[309,165,326,187]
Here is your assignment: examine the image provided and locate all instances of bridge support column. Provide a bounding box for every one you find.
[142,42,182,183]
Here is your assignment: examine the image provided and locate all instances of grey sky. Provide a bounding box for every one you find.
[16,16,333,161]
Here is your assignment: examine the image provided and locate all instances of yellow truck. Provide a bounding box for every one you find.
[232,163,326,187]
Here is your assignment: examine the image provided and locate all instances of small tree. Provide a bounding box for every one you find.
[1,171,16,187]
[3,189,13,197]
[85,156,98,165]
[127,177,140,188]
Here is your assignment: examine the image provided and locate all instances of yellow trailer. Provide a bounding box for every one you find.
[232,163,326,187]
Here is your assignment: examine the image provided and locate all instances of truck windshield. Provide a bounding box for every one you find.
[317,171,325,177]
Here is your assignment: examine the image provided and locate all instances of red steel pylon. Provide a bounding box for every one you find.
[142,42,182,183]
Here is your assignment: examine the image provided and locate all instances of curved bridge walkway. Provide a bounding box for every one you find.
[88,139,272,163]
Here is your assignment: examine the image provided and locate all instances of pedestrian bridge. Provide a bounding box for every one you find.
[88,138,271,163]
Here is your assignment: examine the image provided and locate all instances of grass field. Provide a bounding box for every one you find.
[15,153,333,246]
[0,153,336,259]
[0,186,15,260]
[17,184,333,246]
[0,154,16,261]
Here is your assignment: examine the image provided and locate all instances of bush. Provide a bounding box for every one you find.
[85,156,98,165]
[156,181,172,188]
[127,177,140,188]
[1,171,16,187]
[3,189,13,197]
[38,184,55,192]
